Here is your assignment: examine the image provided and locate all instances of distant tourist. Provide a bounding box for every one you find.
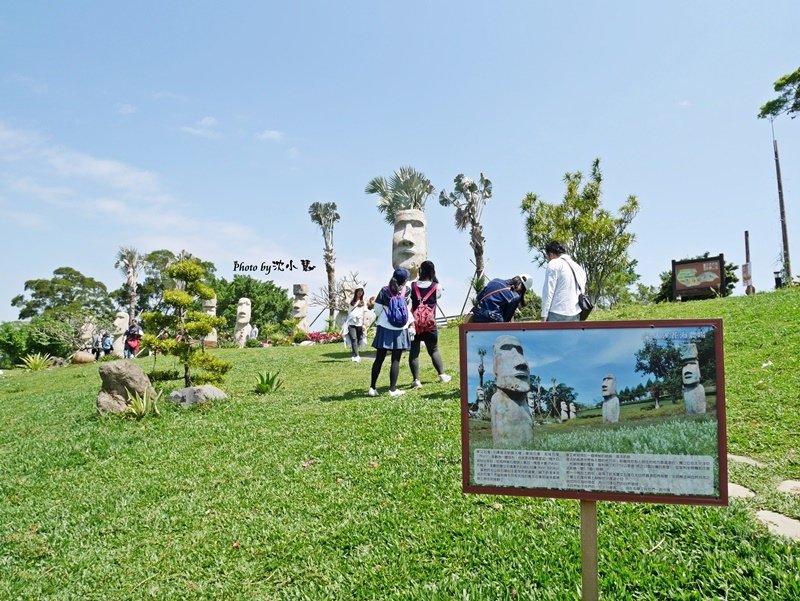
[124,319,143,359]
[346,287,368,363]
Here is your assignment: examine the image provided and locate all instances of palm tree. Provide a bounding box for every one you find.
[439,173,492,290]
[308,202,341,322]
[365,166,435,225]
[115,246,144,319]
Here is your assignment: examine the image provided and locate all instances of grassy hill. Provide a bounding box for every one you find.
[1,288,798,600]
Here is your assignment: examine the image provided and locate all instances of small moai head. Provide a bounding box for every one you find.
[601,374,617,398]
[492,335,531,394]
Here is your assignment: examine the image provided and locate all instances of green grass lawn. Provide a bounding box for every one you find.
[1,289,799,599]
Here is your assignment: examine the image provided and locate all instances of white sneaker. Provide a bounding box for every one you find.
[412,379,422,389]
[351,356,361,362]
[388,389,406,397]
[438,373,452,383]
[368,387,378,397]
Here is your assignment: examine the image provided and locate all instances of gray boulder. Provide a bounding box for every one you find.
[169,385,227,408]
[97,360,157,414]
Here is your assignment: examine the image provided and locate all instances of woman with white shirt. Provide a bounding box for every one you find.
[540,240,587,322]
[345,287,367,362]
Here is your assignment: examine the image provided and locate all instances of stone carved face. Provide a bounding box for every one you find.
[113,312,129,335]
[292,285,309,318]
[493,335,530,393]
[203,296,217,316]
[476,387,485,401]
[682,360,700,385]
[236,298,252,325]
[601,374,617,398]
[392,209,427,276]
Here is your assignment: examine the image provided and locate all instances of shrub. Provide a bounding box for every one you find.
[254,371,283,394]
[17,352,52,371]
[0,321,30,367]
[125,388,161,419]
[305,331,342,344]
[148,369,180,382]
[293,331,308,344]
[245,338,263,348]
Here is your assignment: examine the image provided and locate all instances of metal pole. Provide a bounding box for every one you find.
[771,120,792,281]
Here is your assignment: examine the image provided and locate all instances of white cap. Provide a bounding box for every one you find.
[518,273,534,291]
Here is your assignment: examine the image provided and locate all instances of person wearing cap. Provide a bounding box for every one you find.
[470,274,532,323]
[369,267,413,397]
[541,240,587,322]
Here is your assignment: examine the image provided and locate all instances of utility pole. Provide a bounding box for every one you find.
[744,231,755,295]
[771,118,792,282]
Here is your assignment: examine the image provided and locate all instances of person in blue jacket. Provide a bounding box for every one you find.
[471,274,533,323]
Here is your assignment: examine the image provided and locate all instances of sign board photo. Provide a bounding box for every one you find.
[460,319,727,506]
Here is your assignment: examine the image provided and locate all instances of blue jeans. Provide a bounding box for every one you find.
[546,312,580,322]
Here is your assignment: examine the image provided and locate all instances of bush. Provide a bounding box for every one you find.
[293,331,308,344]
[125,388,161,419]
[17,352,53,371]
[0,321,30,368]
[245,338,263,348]
[254,371,283,394]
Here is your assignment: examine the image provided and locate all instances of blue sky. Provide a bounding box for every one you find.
[465,325,716,406]
[1,1,798,325]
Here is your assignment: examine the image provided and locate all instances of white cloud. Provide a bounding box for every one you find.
[115,103,138,115]
[0,208,47,228]
[181,116,220,139]
[256,129,284,141]
[288,146,300,160]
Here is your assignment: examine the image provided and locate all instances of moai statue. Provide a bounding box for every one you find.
[392,209,428,282]
[560,400,568,422]
[233,297,252,348]
[202,296,218,348]
[601,374,620,424]
[490,335,533,447]
[681,343,706,414]
[292,284,309,333]
[569,401,577,420]
[112,311,129,358]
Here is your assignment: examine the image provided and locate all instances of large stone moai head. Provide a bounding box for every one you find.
[111,311,130,357]
[113,312,130,336]
[293,284,309,332]
[234,298,252,348]
[492,335,531,395]
[236,298,252,326]
[392,209,428,281]
[203,296,218,347]
[601,374,618,398]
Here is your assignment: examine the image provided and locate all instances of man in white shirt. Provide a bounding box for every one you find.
[540,240,587,322]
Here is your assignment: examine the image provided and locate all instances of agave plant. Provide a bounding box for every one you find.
[125,387,162,419]
[255,371,283,394]
[17,353,53,371]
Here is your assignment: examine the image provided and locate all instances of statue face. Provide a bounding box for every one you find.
[392,209,427,275]
[601,374,617,397]
[682,361,700,385]
[236,298,252,325]
[203,296,217,315]
[113,312,129,335]
[476,388,485,401]
[493,335,530,393]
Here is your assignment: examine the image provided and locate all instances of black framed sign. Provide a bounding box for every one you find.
[460,319,727,506]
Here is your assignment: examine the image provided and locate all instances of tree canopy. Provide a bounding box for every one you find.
[365,166,434,225]
[11,266,114,320]
[520,159,640,306]
[758,66,800,120]
[215,275,292,331]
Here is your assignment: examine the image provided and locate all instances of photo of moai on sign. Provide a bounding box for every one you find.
[681,343,706,414]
